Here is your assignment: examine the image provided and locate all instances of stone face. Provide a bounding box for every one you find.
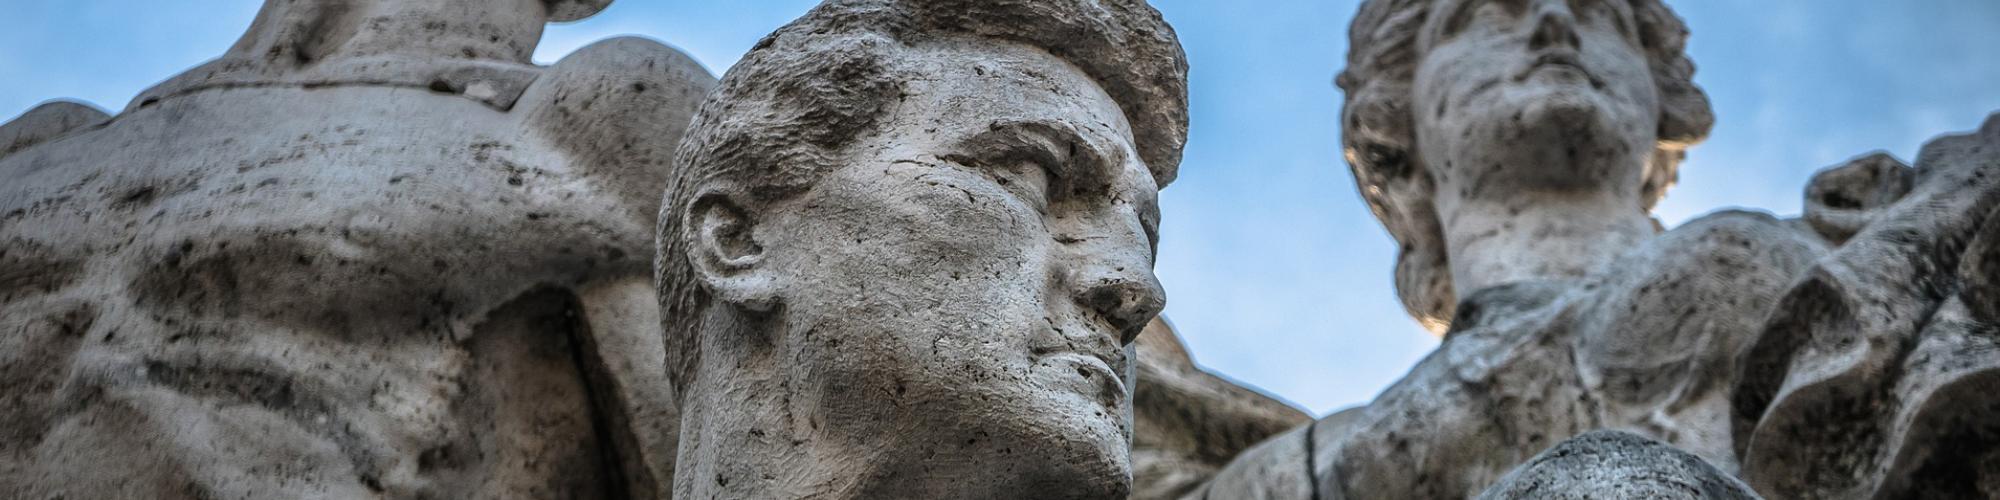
[1475,431,1761,500]
[651,1,1186,498]
[1336,0,1712,332]
[0,1,712,498]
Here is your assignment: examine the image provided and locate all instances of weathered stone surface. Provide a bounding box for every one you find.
[0,100,108,157]
[651,0,1186,498]
[1731,113,2000,500]
[7,0,1995,498]
[1802,152,1915,245]
[0,0,712,497]
[1475,430,1761,500]
[1336,0,1713,334]
[1190,0,2000,498]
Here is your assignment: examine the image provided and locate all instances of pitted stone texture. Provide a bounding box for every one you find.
[1189,0,2000,497]
[1803,152,1916,244]
[1335,0,1713,332]
[1732,113,2000,500]
[1194,113,2000,499]
[130,0,610,112]
[0,100,108,157]
[652,0,1187,498]
[1475,431,1760,500]
[0,0,713,497]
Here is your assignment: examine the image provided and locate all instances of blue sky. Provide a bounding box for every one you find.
[6,1,1998,416]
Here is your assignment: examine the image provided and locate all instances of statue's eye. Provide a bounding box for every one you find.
[938,152,1053,213]
[980,156,1056,214]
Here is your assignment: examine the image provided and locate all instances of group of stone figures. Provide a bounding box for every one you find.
[1,0,1995,498]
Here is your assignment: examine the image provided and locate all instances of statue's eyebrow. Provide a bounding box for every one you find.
[953,120,1118,184]
[956,120,1157,249]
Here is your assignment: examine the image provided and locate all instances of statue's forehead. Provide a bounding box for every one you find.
[898,40,1132,140]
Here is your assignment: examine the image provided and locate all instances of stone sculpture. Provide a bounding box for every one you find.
[5,0,1994,498]
[0,0,713,497]
[1183,0,2000,498]
[651,0,1189,497]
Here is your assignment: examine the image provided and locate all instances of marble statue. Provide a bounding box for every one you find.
[650,0,1190,497]
[3,0,1293,498]
[0,0,712,497]
[1181,0,2000,498]
[5,0,1995,498]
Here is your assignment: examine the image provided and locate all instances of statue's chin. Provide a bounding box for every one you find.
[990,397,1131,497]
[1452,89,1646,193]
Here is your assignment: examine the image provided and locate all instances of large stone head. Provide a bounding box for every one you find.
[1337,0,1713,330]
[657,0,1185,496]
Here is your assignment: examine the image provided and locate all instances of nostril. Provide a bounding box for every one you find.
[1084,280,1165,344]
[1529,11,1579,50]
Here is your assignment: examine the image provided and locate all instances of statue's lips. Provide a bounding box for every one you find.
[1518,52,1602,87]
[1036,349,1127,404]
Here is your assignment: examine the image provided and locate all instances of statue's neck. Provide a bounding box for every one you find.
[674,405,868,499]
[1437,190,1655,301]
[673,306,850,499]
[675,382,1008,499]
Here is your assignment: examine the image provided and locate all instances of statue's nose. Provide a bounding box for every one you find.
[1528,1,1582,51]
[1065,235,1166,345]
[1079,276,1166,345]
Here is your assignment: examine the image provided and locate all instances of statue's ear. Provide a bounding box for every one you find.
[684,189,780,311]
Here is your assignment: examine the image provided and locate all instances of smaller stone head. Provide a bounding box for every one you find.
[657,0,1185,496]
[1337,0,1714,330]
[226,0,611,65]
